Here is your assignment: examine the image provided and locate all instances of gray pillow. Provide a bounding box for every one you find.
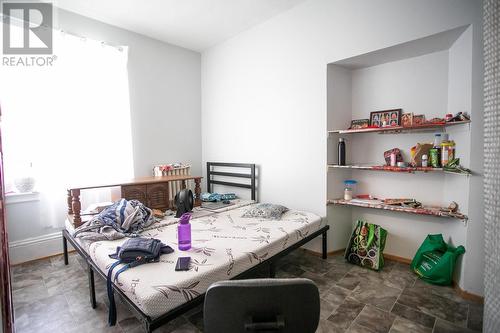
[242,203,289,220]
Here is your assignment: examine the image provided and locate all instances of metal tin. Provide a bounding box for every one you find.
[430,148,440,168]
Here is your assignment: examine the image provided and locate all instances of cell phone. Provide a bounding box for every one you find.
[175,257,191,271]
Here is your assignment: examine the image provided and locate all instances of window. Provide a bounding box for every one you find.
[0,27,134,227]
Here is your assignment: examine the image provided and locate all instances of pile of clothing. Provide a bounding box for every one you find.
[74,199,154,241]
[201,192,237,202]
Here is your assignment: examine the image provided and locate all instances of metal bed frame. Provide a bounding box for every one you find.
[62,162,329,333]
[207,162,256,201]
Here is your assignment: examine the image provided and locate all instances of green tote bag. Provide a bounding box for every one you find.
[411,234,465,286]
[344,220,387,271]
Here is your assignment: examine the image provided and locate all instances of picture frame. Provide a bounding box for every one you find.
[350,119,370,129]
[401,113,413,127]
[413,114,426,126]
[369,109,402,127]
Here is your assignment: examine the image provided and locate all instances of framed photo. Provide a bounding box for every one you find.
[401,113,413,127]
[369,109,402,127]
[350,119,370,129]
[413,114,426,126]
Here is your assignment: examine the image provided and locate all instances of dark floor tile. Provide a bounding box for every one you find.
[119,316,142,332]
[382,259,397,272]
[67,316,123,333]
[319,298,337,320]
[353,305,395,333]
[12,259,54,278]
[413,279,464,303]
[43,267,89,296]
[350,280,400,311]
[336,273,361,291]
[324,261,353,282]
[398,286,468,326]
[12,282,50,308]
[327,297,365,331]
[50,252,79,269]
[323,285,351,308]
[153,316,192,333]
[316,319,341,333]
[15,294,77,333]
[433,318,477,333]
[170,323,201,333]
[187,310,204,331]
[276,262,305,278]
[390,302,436,328]
[302,271,334,294]
[301,256,334,275]
[11,273,44,290]
[467,302,483,331]
[388,317,431,333]
[347,264,411,291]
[384,263,417,290]
[347,322,375,333]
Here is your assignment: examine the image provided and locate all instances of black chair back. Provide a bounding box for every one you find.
[203,278,320,333]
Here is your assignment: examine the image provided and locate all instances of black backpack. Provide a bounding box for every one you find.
[107,237,174,325]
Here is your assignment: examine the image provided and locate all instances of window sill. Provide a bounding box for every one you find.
[5,192,40,205]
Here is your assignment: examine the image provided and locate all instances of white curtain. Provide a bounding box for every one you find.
[0,28,134,228]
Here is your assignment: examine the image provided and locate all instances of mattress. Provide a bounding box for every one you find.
[68,203,324,318]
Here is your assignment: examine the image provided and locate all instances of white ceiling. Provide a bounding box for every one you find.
[53,0,306,51]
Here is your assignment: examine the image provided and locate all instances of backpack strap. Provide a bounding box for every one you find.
[107,260,123,326]
[107,257,148,326]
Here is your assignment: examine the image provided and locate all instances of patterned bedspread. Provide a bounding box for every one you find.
[69,203,324,318]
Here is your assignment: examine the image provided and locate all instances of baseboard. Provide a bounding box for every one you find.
[8,231,73,265]
[383,253,412,265]
[452,281,484,303]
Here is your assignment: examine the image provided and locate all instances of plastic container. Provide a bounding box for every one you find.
[338,138,346,166]
[421,154,428,167]
[344,180,357,201]
[433,133,442,147]
[441,141,455,166]
[177,213,192,251]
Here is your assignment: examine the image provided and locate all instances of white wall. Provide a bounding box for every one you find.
[201,0,483,295]
[6,8,202,263]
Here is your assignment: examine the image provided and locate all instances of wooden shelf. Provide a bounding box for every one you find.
[328,164,442,173]
[328,120,470,135]
[327,164,470,175]
[327,198,468,220]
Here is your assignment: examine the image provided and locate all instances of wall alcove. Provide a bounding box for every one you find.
[326,25,474,288]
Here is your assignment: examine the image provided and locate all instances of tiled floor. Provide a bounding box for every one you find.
[11,250,483,333]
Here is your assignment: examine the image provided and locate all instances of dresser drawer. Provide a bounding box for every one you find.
[146,183,169,210]
[121,185,147,204]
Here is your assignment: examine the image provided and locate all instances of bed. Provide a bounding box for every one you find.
[62,162,329,332]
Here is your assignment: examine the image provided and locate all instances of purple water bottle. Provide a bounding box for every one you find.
[177,213,192,251]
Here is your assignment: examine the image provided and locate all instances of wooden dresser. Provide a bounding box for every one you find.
[67,175,202,227]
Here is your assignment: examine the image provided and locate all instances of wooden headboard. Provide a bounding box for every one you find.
[206,162,256,201]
